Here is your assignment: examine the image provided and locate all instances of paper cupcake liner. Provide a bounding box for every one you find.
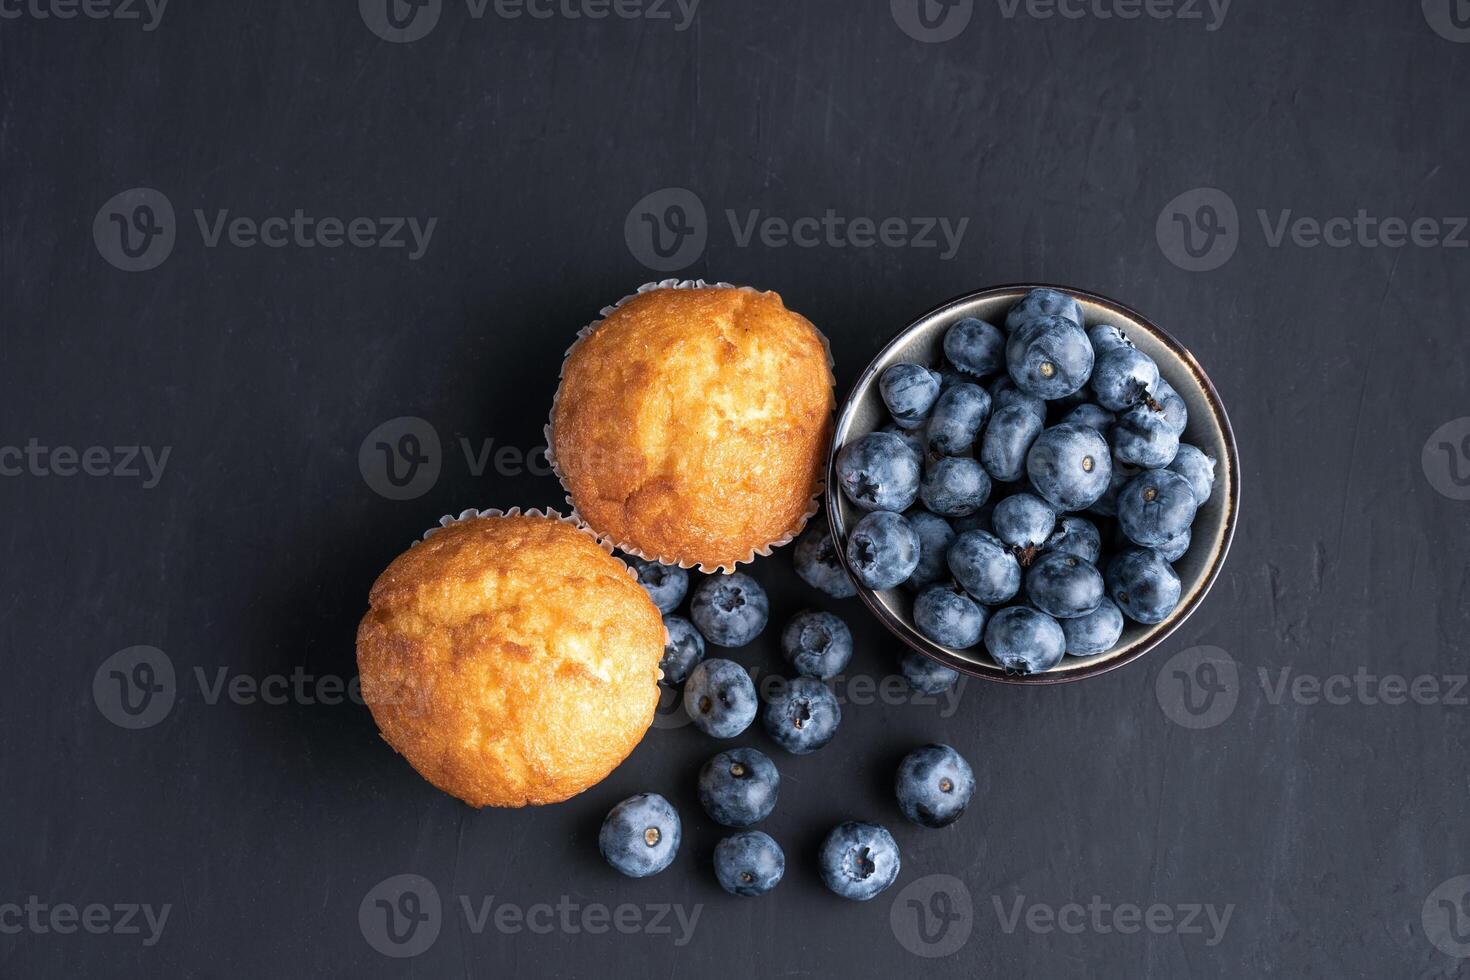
[543,279,836,575]
[413,506,639,585]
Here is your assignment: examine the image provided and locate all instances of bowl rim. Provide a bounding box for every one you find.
[826,282,1241,686]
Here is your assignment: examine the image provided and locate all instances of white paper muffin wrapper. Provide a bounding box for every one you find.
[413,506,639,584]
[542,279,836,575]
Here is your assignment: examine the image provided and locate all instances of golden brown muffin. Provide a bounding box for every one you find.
[355,511,664,808]
[549,285,835,571]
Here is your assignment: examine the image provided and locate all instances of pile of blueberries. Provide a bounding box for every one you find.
[597,555,974,901]
[831,287,1218,675]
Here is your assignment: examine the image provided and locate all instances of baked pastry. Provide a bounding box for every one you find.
[356,510,664,807]
[549,284,835,571]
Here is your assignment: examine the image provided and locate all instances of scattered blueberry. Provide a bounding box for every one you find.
[781,609,853,680]
[628,556,688,613]
[1005,287,1083,333]
[879,362,943,429]
[845,510,920,591]
[690,572,770,647]
[913,583,987,648]
[900,650,960,694]
[762,676,841,754]
[904,509,957,590]
[895,744,975,828]
[1168,443,1217,505]
[599,793,681,878]
[927,383,992,455]
[1007,314,1094,399]
[713,831,785,896]
[920,456,992,517]
[793,522,858,598]
[1091,345,1160,412]
[947,529,1022,604]
[836,431,922,512]
[659,615,705,685]
[1117,469,1199,548]
[943,317,1007,377]
[1061,597,1125,657]
[984,606,1066,674]
[1027,422,1112,511]
[818,822,901,901]
[698,747,780,828]
[1025,552,1105,619]
[980,404,1045,482]
[683,659,758,738]
[1043,515,1102,565]
[992,492,1057,557]
[1106,547,1183,624]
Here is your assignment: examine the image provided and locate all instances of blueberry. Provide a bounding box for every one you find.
[1112,404,1181,468]
[690,572,770,647]
[599,793,681,878]
[818,822,901,901]
[1168,444,1216,505]
[836,431,922,512]
[943,317,1007,377]
[992,493,1057,556]
[628,556,689,613]
[1005,288,1083,333]
[845,511,920,591]
[980,404,1045,483]
[927,383,992,456]
[1157,526,1192,562]
[698,747,780,828]
[1087,323,1133,356]
[1043,515,1101,565]
[947,529,1021,604]
[1061,598,1125,657]
[1026,423,1112,511]
[1060,402,1116,436]
[895,744,975,828]
[762,676,840,754]
[1117,469,1199,548]
[904,509,957,590]
[880,422,928,460]
[793,522,858,598]
[913,584,987,648]
[1106,547,1182,624]
[900,650,960,694]
[1088,456,1142,517]
[1025,552,1105,619]
[988,376,1047,420]
[984,606,1066,674]
[1151,378,1189,435]
[713,831,785,896]
[781,609,853,680]
[683,659,758,738]
[659,615,706,685]
[950,502,994,535]
[920,456,992,517]
[1006,315,1094,399]
[880,362,942,429]
[1091,345,1160,412]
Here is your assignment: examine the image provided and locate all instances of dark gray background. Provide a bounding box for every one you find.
[3,0,1469,976]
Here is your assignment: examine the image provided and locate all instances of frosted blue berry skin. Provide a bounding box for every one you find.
[599,793,681,878]
[819,822,901,901]
[713,831,785,896]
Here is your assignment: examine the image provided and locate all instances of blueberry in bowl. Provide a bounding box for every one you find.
[828,284,1238,684]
